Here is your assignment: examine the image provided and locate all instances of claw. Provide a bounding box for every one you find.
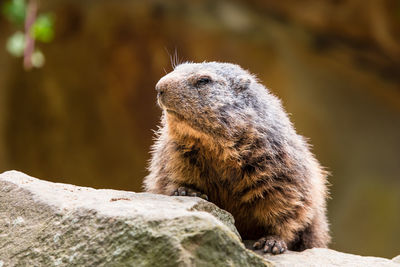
[253,235,287,254]
[172,186,208,201]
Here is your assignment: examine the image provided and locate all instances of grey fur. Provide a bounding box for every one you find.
[144,62,330,253]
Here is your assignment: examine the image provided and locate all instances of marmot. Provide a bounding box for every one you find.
[143,62,330,254]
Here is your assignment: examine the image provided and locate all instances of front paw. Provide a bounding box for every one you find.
[172,187,208,200]
[253,235,287,254]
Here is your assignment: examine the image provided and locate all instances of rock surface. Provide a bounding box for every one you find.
[0,170,268,267]
[249,240,400,267]
[1,170,399,267]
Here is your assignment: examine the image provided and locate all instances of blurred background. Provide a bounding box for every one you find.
[0,0,399,258]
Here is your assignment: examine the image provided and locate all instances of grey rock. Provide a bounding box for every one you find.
[245,240,400,267]
[0,170,269,267]
[393,255,400,263]
[265,249,400,267]
[1,170,397,267]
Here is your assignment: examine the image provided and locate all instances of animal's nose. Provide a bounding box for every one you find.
[155,78,168,95]
[155,82,164,95]
[155,74,180,96]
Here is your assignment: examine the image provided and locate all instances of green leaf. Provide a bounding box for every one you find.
[2,0,26,24]
[31,49,45,68]
[31,13,55,43]
[6,31,25,57]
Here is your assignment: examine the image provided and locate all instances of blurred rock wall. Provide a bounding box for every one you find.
[0,0,399,258]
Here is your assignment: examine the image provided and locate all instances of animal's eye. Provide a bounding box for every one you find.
[196,76,212,86]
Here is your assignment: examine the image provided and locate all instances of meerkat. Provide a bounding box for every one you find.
[143,62,330,254]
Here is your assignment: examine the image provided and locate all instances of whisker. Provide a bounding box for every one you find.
[164,46,173,70]
[174,48,178,69]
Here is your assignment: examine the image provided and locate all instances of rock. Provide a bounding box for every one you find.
[245,241,400,267]
[0,170,269,267]
[393,255,400,264]
[1,170,398,267]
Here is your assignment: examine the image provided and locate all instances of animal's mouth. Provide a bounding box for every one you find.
[157,94,165,109]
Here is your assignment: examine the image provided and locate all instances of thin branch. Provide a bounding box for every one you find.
[23,0,38,70]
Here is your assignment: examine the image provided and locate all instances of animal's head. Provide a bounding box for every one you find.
[156,62,282,141]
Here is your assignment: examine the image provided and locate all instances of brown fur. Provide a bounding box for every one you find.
[143,62,330,251]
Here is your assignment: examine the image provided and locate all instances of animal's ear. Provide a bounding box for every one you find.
[233,75,251,91]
